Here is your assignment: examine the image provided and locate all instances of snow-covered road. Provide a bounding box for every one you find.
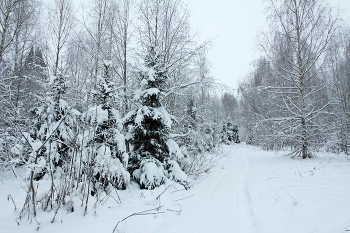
[2,144,350,233]
[156,145,259,233]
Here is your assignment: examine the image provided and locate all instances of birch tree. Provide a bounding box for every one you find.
[108,0,134,114]
[47,0,74,76]
[260,0,339,158]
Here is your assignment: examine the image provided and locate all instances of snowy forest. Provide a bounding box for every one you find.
[0,0,349,232]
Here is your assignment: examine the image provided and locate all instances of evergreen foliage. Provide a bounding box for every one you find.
[181,98,216,156]
[83,63,129,191]
[221,123,240,144]
[29,74,77,180]
[24,46,47,81]
[186,98,197,129]
[124,48,188,189]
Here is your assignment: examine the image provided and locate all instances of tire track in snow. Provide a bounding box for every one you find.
[156,144,259,233]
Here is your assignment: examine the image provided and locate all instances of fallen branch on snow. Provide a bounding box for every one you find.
[112,206,164,233]
[174,195,194,202]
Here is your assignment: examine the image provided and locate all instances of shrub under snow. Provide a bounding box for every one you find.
[133,158,166,190]
[166,160,189,189]
[93,145,130,190]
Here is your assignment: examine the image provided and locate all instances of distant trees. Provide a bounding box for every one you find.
[0,0,41,113]
[326,27,350,154]
[0,0,35,64]
[221,92,237,120]
[0,0,42,168]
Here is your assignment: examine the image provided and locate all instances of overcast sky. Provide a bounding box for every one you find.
[188,0,350,90]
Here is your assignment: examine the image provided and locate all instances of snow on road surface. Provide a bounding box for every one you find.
[155,145,258,233]
[1,144,350,233]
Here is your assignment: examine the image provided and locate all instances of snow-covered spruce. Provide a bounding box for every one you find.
[221,122,240,144]
[124,47,189,189]
[29,74,78,180]
[82,63,129,193]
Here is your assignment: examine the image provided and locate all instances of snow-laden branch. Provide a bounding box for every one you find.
[162,79,214,100]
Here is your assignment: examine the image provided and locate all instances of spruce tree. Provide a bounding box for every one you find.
[83,62,129,192]
[182,98,202,153]
[187,98,197,130]
[24,46,47,81]
[124,48,188,189]
[29,74,77,180]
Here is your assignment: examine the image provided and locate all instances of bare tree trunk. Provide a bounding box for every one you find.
[294,0,308,158]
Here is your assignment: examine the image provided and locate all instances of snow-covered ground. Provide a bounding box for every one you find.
[246,146,350,233]
[1,144,349,233]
